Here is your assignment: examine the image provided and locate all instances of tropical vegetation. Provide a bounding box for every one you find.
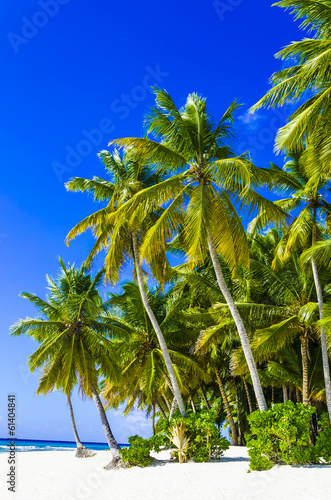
[10,0,331,471]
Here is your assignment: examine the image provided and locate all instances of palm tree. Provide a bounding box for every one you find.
[250,153,331,418]
[67,394,95,457]
[110,89,287,411]
[250,251,320,406]
[101,281,206,417]
[10,259,121,460]
[250,0,331,163]
[65,150,187,416]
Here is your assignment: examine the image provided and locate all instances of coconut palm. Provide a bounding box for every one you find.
[250,0,331,163]
[249,253,320,406]
[67,394,96,457]
[250,152,331,418]
[65,150,187,416]
[101,281,206,417]
[109,89,288,411]
[10,259,121,460]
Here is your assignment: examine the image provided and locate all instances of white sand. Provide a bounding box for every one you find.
[0,446,330,500]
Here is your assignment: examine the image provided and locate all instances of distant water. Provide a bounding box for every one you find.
[0,438,127,453]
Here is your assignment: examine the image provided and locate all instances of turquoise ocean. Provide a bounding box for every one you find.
[0,438,127,453]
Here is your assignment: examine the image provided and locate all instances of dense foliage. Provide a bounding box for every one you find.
[10,0,331,471]
[247,402,316,470]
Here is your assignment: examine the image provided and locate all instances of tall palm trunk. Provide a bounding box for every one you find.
[243,379,254,414]
[207,232,268,411]
[169,396,178,419]
[234,378,243,446]
[156,399,167,419]
[190,397,197,413]
[132,232,186,416]
[162,393,171,413]
[199,384,211,410]
[301,334,309,405]
[296,387,301,403]
[152,402,156,435]
[67,394,95,458]
[91,386,120,457]
[215,367,238,446]
[311,208,331,419]
[283,386,288,402]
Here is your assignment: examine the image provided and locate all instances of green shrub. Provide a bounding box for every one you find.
[119,432,171,467]
[122,409,229,466]
[246,401,316,471]
[119,435,153,467]
[315,413,331,464]
[185,410,229,462]
[158,409,229,462]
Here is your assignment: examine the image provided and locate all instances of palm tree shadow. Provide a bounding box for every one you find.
[219,456,249,463]
[291,464,331,469]
[149,456,250,467]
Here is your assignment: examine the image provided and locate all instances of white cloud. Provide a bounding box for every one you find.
[238,112,265,130]
[112,406,152,440]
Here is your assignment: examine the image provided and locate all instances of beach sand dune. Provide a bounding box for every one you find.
[1,446,330,500]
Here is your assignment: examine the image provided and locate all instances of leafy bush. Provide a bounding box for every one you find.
[119,435,153,467]
[315,413,331,464]
[158,409,229,462]
[119,433,171,467]
[122,409,229,466]
[247,401,316,471]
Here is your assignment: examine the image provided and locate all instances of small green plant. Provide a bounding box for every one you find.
[315,413,331,464]
[169,422,190,463]
[157,409,229,463]
[119,433,170,467]
[246,401,316,471]
[121,409,229,467]
[119,435,153,467]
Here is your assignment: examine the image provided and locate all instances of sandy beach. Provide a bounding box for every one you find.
[1,446,330,500]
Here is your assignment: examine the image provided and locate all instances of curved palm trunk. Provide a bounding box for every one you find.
[132,232,186,416]
[162,393,172,413]
[207,232,268,412]
[91,386,120,457]
[215,367,238,446]
[301,334,309,405]
[67,394,95,458]
[156,399,167,419]
[190,397,197,413]
[311,209,331,419]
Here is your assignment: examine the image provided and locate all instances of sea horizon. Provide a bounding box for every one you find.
[0,438,128,453]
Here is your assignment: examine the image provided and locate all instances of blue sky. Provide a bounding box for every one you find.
[0,0,304,444]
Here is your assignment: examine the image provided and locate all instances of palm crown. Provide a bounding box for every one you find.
[10,258,118,396]
[111,89,286,272]
[250,0,331,165]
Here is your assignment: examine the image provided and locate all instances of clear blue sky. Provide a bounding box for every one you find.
[1,0,303,444]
